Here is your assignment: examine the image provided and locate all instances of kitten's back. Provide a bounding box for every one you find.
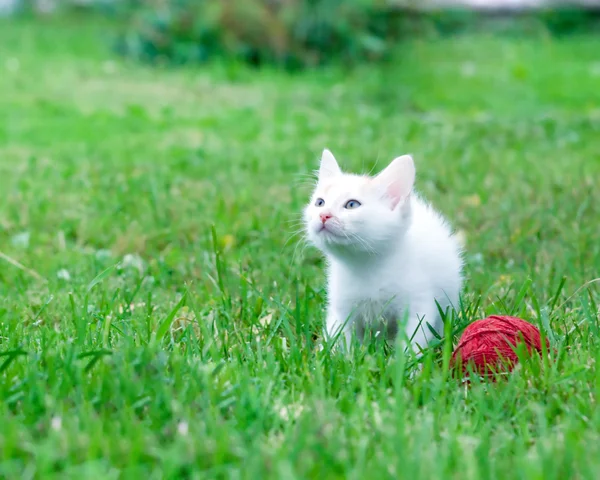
[406,193,463,306]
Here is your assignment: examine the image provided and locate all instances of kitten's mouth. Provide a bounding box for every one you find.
[318,224,342,239]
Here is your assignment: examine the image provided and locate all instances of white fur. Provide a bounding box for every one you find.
[304,149,463,352]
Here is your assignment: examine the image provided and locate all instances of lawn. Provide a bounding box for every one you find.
[1,15,600,479]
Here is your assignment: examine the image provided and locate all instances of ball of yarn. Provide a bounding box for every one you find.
[451,315,548,377]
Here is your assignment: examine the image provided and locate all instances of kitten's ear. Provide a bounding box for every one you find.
[375,155,415,209]
[318,149,342,181]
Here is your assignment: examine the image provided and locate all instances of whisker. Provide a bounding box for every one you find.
[363,144,385,177]
[293,173,315,179]
[285,223,306,232]
[285,216,305,225]
[292,172,318,185]
[348,232,377,255]
[292,179,317,190]
[284,230,306,245]
[291,237,310,264]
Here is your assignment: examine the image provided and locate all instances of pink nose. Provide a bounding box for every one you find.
[320,212,332,224]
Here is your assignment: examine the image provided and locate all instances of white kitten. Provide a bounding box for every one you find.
[304,149,463,352]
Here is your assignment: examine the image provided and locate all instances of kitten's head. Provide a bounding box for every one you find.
[304,149,415,257]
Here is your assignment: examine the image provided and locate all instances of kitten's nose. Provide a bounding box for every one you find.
[320,212,332,224]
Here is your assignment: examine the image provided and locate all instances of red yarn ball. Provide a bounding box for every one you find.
[451,315,548,378]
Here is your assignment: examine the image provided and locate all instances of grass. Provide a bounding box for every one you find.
[1,15,600,479]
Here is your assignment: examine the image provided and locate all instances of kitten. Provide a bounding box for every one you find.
[304,149,463,352]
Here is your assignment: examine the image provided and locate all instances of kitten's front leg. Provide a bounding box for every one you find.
[401,303,441,355]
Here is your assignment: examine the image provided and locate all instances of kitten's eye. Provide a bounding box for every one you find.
[344,199,361,209]
[315,198,325,207]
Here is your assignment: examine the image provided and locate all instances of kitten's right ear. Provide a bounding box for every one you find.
[375,154,415,209]
[318,149,342,181]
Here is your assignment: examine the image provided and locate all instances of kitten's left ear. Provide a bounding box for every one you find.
[318,149,342,181]
[375,155,415,209]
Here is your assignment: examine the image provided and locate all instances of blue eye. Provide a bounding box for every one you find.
[315,198,325,207]
[344,199,361,209]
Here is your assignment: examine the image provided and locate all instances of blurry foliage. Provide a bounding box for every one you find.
[538,7,600,35]
[97,1,600,69]
[114,0,398,70]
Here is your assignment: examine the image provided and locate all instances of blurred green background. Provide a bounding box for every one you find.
[1,1,600,478]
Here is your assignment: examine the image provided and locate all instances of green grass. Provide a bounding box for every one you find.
[1,16,600,479]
